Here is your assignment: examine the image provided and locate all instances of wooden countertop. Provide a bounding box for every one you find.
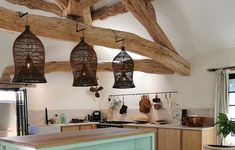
[0,128,153,149]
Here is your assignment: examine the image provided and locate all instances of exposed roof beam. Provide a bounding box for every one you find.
[79,0,101,8]
[92,2,128,20]
[6,0,63,16]
[0,7,190,75]
[121,0,176,52]
[54,0,68,10]
[61,0,100,17]
[91,1,154,20]
[82,7,93,25]
[0,60,174,82]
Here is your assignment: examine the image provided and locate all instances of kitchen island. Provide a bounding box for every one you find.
[0,128,155,150]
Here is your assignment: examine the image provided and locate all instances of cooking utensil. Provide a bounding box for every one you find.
[163,93,169,108]
[184,116,207,127]
[119,97,127,114]
[139,95,151,113]
[95,92,100,98]
[108,97,121,109]
[89,86,104,98]
[152,94,161,103]
[154,103,162,110]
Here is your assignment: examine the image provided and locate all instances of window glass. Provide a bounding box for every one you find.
[229,79,235,91]
[229,75,235,121]
[229,106,235,119]
[229,93,235,105]
[0,90,16,101]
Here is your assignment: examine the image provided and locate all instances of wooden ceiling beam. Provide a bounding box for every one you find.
[62,0,100,17]
[6,0,63,16]
[91,2,128,20]
[0,60,174,82]
[121,0,177,52]
[63,0,83,17]
[79,0,101,8]
[82,7,93,25]
[54,0,68,10]
[91,0,154,20]
[0,7,190,75]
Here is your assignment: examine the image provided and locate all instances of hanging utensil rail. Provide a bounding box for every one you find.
[109,91,178,97]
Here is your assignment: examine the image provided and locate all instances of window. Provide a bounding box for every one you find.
[0,89,17,103]
[228,74,235,121]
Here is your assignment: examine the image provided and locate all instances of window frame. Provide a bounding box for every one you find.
[228,74,235,121]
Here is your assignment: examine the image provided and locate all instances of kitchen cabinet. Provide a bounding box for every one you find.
[158,128,181,150]
[0,128,155,150]
[182,128,215,150]
[123,125,215,150]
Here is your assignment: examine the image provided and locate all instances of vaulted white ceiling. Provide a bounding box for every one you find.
[154,0,235,57]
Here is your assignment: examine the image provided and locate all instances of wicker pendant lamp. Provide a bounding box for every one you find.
[70,28,98,87]
[112,45,135,89]
[13,13,46,83]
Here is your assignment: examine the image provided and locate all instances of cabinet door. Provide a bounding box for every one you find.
[182,130,201,150]
[182,128,215,150]
[201,128,215,147]
[137,127,157,150]
[61,126,79,132]
[158,128,181,150]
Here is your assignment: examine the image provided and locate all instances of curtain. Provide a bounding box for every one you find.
[214,69,229,144]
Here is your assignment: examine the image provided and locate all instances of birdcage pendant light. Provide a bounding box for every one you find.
[12,12,47,83]
[112,40,135,89]
[70,27,98,87]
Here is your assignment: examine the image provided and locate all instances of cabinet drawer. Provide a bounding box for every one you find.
[79,125,93,130]
[61,126,79,132]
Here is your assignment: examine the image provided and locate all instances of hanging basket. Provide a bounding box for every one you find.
[112,46,135,89]
[12,25,47,83]
[70,37,98,87]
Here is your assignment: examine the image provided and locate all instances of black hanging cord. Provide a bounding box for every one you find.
[18,12,29,26]
[116,37,125,51]
[112,30,125,50]
[116,38,125,47]
[76,19,86,39]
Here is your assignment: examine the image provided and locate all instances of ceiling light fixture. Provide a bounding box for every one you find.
[112,37,135,89]
[12,12,47,83]
[70,21,98,87]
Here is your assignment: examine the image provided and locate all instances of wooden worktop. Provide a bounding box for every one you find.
[0,128,153,149]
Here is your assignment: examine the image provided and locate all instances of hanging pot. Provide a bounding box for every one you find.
[109,97,121,109]
[152,94,161,103]
[119,99,128,114]
[139,95,151,113]
[154,103,162,110]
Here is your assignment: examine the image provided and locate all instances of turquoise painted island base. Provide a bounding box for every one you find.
[0,129,155,150]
